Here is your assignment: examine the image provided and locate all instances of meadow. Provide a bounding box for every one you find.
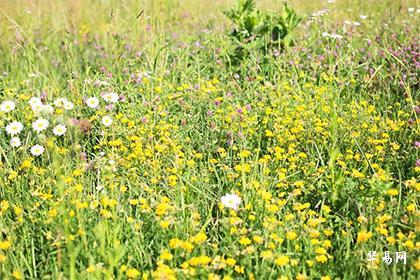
[0,0,419,279]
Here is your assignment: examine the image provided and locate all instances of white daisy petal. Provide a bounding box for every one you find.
[30,144,44,156]
[86,97,99,108]
[101,116,113,127]
[6,121,24,136]
[10,137,21,148]
[53,124,67,136]
[0,100,16,112]
[221,193,241,211]
[32,118,49,133]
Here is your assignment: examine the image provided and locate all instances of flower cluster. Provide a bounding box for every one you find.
[0,1,419,280]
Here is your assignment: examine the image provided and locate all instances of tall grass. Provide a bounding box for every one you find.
[0,0,418,279]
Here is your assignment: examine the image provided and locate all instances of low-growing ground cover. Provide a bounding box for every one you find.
[0,0,419,279]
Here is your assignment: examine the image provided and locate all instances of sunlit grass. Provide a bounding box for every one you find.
[0,0,419,279]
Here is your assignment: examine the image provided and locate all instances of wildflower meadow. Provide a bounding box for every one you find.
[0,0,419,279]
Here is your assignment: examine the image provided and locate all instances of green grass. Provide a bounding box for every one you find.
[0,0,419,279]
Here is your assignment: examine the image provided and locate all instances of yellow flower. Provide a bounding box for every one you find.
[261,250,273,259]
[191,232,207,244]
[182,241,194,252]
[404,240,414,251]
[169,238,182,249]
[8,171,18,181]
[234,265,244,273]
[74,184,83,193]
[225,258,236,266]
[315,254,328,263]
[239,237,252,246]
[321,205,331,214]
[159,250,173,261]
[208,273,221,280]
[0,254,7,263]
[323,229,334,236]
[252,235,264,244]
[159,220,170,229]
[386,189,398,196]
[293,181,304,188]
[414,257,420,270]
[168,175,178,187]
[126,268,141,279]
[357,230,373,243]
[48,208,58,218]
[0,240,12,250]
[285,214,294,221]
[286,231,297,240]
[239,150,251,158]
[275,255,289,266]
[169,238,194,252]
[156,202,170,216]
[324,240,332,249]
[295,273,308,280]
[188,256,211,266]
[352,169,365,178]
[0,200,10,213]
[12,271,21,280]
[386,236,396,245]
[357,215,368,224]
[406,204,416,213]
[315,247,327,255]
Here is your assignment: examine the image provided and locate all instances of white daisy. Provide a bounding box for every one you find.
[102,92,119,103]
[63,100,74,110]
[6,121,24,136]
[86,97,99,108]
[53,124,67,136]
[221,193,241,211]
[31,103,44,114]
[30,144,44,156]
[10,137,21,148]
[53,98,68,107]
[0,100,16,112]
[32,118,49,133]
[101,116,113,127]
[40,104,54,115]
[29,97,42,107]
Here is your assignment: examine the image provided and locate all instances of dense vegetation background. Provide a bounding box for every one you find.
[0,0,419,279]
